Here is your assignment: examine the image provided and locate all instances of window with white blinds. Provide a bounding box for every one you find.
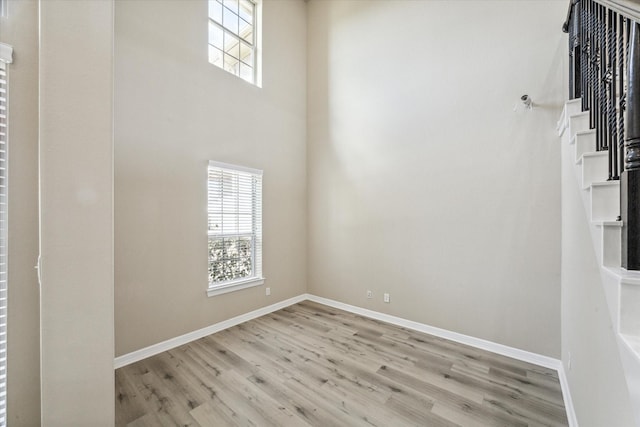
[0,59,9,427]
[207,161,263,296]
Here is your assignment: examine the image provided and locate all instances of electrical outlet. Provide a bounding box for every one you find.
[266,287,271,296]
[383,293,390,303]
[366,290,373,299]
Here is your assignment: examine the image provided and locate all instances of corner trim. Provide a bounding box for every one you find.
[557,362,579,427]
[113,294,307,369]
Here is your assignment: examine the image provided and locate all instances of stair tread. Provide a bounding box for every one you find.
[603,266,640,284]
[569,111,589,119]
[576,151,608,165]
[592,180,620,188]
[593,220,623,227]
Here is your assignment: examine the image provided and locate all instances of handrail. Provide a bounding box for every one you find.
[563,0,581,33]
[564,0,640,30]
[596,0,640,24]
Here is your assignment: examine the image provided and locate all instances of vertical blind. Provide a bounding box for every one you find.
[207,161,262,285]
[0,59,8,427]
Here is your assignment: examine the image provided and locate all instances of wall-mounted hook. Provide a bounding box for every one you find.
[521,94,533,110]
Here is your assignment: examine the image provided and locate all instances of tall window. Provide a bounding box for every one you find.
[208,0,259,85]
[0,43,12,427]
[207,161,263,296]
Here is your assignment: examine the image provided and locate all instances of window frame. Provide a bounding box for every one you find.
[0,42,12,427]
[207,160,264,297]
[207,0,261,86]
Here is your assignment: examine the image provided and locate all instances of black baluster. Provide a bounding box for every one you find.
[619,16,627,176]
[609,10,617,179]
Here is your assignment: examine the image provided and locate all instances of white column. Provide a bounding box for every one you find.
[39,0,114,424]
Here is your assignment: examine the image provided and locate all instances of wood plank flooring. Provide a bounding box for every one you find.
[115,301,569,426]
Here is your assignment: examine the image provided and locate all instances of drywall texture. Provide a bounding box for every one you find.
[560,131,635,424]
[307,0,565,358]
[0,0,40,425]
[115,0,307,356]
[39,1,114,424]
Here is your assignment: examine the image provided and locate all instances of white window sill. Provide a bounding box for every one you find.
[207,277,265,297]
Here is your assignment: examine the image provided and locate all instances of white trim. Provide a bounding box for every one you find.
[113,293,577,425]
[0,43,12,64]
[306,294,577,426]
[208,160,263,176]
[113,294,307,369]
[557,364,579,427]
[207,277,264,297]
[306,295,561,370]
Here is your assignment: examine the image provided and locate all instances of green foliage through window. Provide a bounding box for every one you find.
[208,236,253,283]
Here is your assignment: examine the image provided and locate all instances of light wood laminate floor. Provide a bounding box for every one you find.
[115,301,569,426]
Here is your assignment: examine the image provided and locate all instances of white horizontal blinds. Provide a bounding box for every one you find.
[0,61,8,427]
[207,161,262,285]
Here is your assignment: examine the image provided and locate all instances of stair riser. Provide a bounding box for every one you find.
[582,154,609,189]
[569,113,590,140]
[620,282,640,336]
[574,132,596,162]
[564,100,582,129]
[591,184,620,222]
[602,226,622,268]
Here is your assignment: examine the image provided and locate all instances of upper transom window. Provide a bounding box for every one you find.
[208,0,258,85]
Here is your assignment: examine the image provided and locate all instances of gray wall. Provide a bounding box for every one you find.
[39,0,115,423]
[0,0,40,425]
[306,0,566,358]
[115,0,308,356]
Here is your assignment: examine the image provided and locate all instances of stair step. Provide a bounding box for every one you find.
[620,281,640,338]
[572,130,596,162]
[603,266,640,282]
[591,181,620,222]
[594,221,622,267]
[569,112,590,140]
[580,151,609,189]
[558,99,582,135]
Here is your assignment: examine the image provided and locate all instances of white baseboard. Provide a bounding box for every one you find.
[557,362,579,427]
[113,292,577,426]
[306,294,560,369]
[113,294,308,369]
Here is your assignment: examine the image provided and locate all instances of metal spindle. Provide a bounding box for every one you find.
[620,16,627,175]
[609,10,618,179]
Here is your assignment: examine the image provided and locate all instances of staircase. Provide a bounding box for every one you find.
[559,99,640,425]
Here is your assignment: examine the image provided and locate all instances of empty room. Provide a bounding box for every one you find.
[1,0,640,425]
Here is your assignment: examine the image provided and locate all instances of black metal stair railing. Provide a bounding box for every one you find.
[563,0,640,270]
